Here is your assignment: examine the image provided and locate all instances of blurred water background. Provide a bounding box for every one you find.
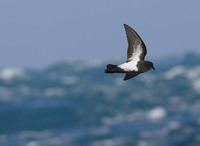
[0,52,200,146]
[1,1,200,146]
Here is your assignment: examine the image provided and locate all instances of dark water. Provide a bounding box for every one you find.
[0,53,200,146]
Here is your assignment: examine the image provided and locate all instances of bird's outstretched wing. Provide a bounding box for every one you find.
[124,73,140,80]
[124,24,147,62]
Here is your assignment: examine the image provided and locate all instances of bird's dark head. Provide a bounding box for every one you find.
[145,61,155,71]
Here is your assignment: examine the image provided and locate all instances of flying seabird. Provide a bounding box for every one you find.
[105,24,155,81]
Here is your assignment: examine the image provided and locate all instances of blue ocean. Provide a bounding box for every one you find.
[0,53,200,146]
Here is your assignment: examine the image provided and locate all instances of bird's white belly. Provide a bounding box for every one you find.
[118,61,138,71]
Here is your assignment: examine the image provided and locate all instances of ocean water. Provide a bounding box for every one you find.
[0,53,200,146]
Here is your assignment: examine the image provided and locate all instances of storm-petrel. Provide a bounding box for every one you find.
[105,24,155,80]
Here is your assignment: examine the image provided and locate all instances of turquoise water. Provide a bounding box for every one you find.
[0,53,200,146]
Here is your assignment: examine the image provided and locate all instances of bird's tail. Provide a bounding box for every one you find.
[104,64,121,73]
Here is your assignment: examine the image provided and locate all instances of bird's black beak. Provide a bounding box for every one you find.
[152,66,155,70]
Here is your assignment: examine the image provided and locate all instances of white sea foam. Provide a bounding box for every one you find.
[74,60,103,71]
[44,88,66,97]
[138,140,148,146]
[186,66,200,93]
[115,77,125,86]
[168,65,200,81]
[147,107,167,120]
[84,60,104,67]
[185,66,200,92]
[192,79,200,93]
[26,141,39,146]
[92,137,127,146]
[0,67,26,80]
[186,66,200,80]
[164,66,185,80]
[102,111,143,126]
[20,130,65,146]
[19,129,83,145]
[19,130,52,139]
[61,76,79,85]
[168,121,180,130]
[164,65,200,93]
